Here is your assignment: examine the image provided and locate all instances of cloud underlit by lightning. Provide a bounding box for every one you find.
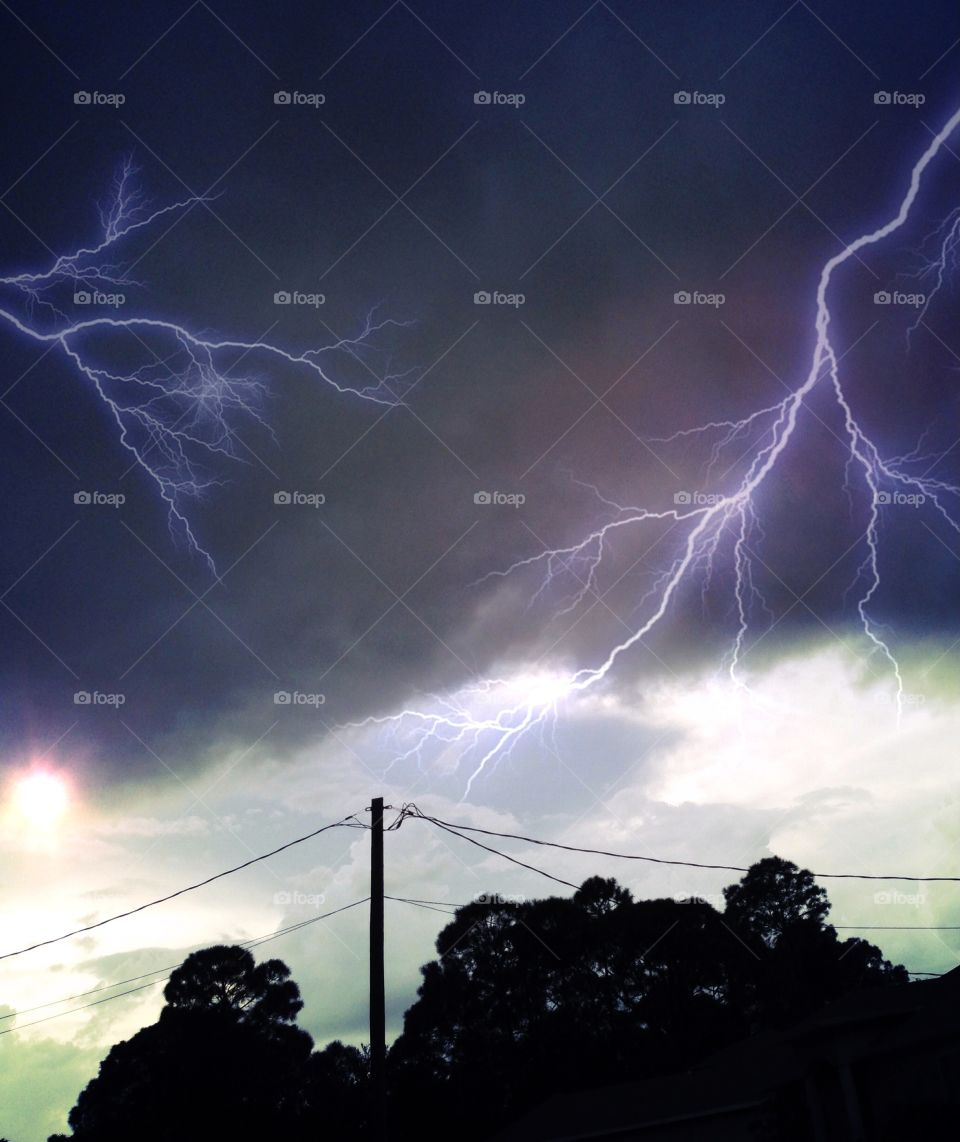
[357,106,960,796]
[0,158,405,574]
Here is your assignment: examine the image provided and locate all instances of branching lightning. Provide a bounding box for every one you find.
[359,107,960,795]
[0,158,405,573]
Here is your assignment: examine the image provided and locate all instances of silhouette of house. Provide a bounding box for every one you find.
[491,967,960,1140]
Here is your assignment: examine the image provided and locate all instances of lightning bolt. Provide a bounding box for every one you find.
[0,157,406,574]
[356,107,960,795]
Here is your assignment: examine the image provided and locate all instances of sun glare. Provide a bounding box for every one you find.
[12,770,70,829]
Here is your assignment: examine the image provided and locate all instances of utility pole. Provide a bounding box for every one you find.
[370,796,387,1140]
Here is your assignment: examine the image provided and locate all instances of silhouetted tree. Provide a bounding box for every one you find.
[51,861,908,1142]
[722,858,907,1029]
[389,860,907,1140]
[162,944,304,1030]
[301,1039,370,1132]
[63,947,315,1142]
[389,878,739,1139]
[723,855,830,946]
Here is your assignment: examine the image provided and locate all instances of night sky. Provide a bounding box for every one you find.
[2,2,960,1138]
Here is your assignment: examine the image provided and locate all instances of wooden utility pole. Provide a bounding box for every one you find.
[370,796,387,1140]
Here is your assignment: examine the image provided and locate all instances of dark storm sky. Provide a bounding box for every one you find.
[1,0,959,788]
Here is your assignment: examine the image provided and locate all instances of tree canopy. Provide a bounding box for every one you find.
[162,945,304,1029]
[389,858,906,1138]
[50,858,907,1142]
[61,947,322,1142]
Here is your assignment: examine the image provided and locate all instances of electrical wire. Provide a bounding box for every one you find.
[244,898,369,949]
[5,799,956,1029]
[4,891,952,1037]
[835,925,960,931]
[386,895,462,908]
[2,966,172,1022]
[415,813,577,890]
[0,897,369,1036]
[383,896,954,983]
[387,899,960,933]
[0,812,363,962]
[0,979,167,1037]
[403,808,960,883]
[8,801,953,969]
[385,896,458,915]
[0,897,370,1022]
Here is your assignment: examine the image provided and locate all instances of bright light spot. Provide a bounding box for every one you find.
[12,770,70,829]
[511,670,574,708]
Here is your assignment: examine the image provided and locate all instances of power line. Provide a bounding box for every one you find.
[0,898,370,1022]
[404,809,960,883]
[0,979,167,1037]
[395,898,960,933]
[0,812,364,962]
[387,826,960,975]
[415,813,577,890]
[835,925,960,931]
[383,896,955,985]
[2,966,170,1022]
[384,893,960,933]
[387,895,462,909]
[384,896,955,984]
[244,897,368,948]
[3,892,952,1039]
[0,897,369,1036]
[386,896,458,916]
[8,802,954,969]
